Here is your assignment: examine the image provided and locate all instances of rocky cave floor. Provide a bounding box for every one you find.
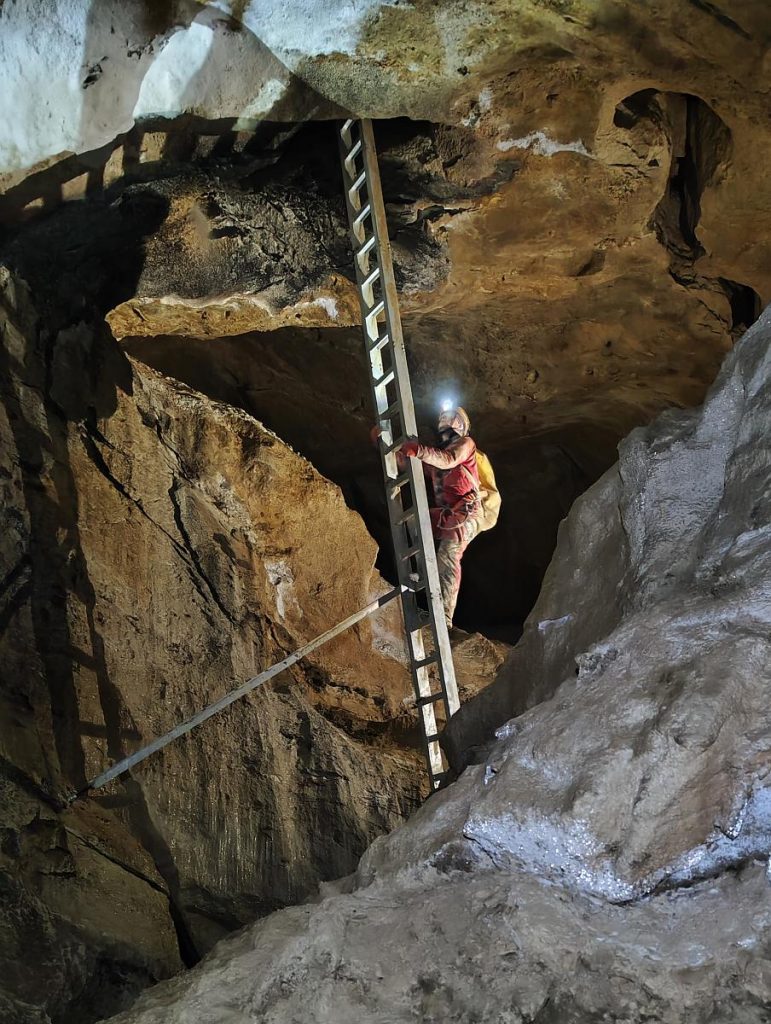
[3,1,771,1021]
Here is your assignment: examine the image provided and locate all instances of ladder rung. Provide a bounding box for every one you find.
[374,368,395,389]
[369,333,390,353]
[356,236,376,261]
[344,139,362,176]
[382,436,406,455]
[388,471,410,489]
[362,268,382,307]
[379,401,401,420]
[348,171,367,201]
[353,204,372,229]
[365,307,386,339]
[394,507,416,526]
[425,733,440,744]
[414,691,443,708]
[399,544,420,560]
[341,119,355,146]
[362,266,381,289]
[414,653,438,670]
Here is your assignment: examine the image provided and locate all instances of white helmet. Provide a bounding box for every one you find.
[437,405,470,437]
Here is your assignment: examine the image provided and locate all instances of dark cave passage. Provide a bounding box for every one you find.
[123,327,613,643]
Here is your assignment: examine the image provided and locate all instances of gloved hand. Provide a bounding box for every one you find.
[370,425,384,448]
[400,440,420,458]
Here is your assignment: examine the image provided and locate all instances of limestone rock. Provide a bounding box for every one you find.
[102,307,771,1024]
[439,304,771,893]
[103,174,362,340]
[0,265,435,1020]
[106,863,771,1024]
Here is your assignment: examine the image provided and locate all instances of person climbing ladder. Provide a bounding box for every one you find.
[398,404,501,630]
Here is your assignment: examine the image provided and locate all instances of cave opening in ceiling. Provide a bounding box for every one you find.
[614,88,762,339]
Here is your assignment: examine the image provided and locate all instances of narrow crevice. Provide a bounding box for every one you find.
[79,421,238,622]
[614,852,766,906]
[0,577,31,634]
[650,92,731,261]
[168,477,239,626]
[0,552,31,597]
[718,277,762,335]
[63,825,170,897]
[687,0,752,39]
[0,754,66,811]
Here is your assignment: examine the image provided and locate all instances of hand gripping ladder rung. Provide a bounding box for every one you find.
[338,118,460,791]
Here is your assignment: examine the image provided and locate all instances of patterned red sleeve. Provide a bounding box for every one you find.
[415,437,475,469]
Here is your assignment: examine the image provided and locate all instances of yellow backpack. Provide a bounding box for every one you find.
[475,449,501,532]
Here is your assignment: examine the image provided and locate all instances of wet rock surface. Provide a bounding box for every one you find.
[103,307,771,1024]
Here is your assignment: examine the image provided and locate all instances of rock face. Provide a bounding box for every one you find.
[103,309,771,1022]
[0,265,442,1023]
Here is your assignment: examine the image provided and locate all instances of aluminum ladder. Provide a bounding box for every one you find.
[338,118,459,790]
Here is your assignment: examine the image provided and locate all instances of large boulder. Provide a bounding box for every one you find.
[104,307,771,1023]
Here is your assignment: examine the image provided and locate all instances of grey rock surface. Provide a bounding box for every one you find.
[105,308,771,1022]
[106,861,771,1024]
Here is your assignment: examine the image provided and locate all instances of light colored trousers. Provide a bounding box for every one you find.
[436,518,480,627]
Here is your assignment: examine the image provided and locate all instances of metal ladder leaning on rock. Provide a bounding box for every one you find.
[67,120,460,804]
[338,118,460,790]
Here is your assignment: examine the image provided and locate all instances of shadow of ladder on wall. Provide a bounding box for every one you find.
[338,119,460,790]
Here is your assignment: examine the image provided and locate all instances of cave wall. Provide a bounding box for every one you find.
[0,266,436,1023]
[3,2,771,1019]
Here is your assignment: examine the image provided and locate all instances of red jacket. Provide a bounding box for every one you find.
[412,436,480,527]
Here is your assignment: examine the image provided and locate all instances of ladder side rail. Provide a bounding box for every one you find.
[358,120,418,438]
[357,120,460,718]
[338,120,459,785]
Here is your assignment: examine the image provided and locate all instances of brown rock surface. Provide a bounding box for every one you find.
[0,264,455,1021]
[11,70,762,628]
[3,3,771,1020]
